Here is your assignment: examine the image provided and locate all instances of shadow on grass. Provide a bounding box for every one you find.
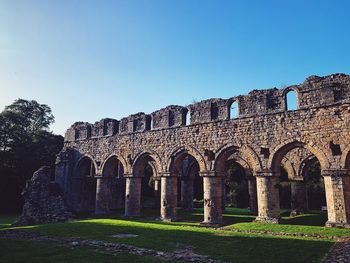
[72,207,328,229]
[23,219,332,263]
[0,239,173,263]
[280,211,328,226]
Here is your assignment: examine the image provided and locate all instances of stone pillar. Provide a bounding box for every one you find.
[322,169,350,228]
[201,172,223,226]
[95,175,111,215]
[290,178,308,216]
[255,172,280,223]
[160,173,177,221]
[247,178,258,215]
[124,175,142,217]
[181,177,194,211]
[154,177,161,209]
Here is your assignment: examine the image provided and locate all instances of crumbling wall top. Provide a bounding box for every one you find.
[64,73,350,142]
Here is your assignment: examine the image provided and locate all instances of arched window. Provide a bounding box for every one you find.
[230,101,239,119]
[185,111,191,125]
[286,90,298,111]
[150,116,154,130]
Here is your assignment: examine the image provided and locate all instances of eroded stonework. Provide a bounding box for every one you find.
[55,73,350,227]
[15,166,73,226]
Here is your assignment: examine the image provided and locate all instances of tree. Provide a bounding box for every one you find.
[0,99,63,212]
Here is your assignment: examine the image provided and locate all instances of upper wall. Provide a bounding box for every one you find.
[64,73,350,142]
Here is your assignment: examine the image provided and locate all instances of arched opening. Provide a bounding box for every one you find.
[214,146,257,215]
[271,146,327,223]
[177,155,202,211]
[224,160,250,209]
[168,149,204,216]
[133,153,160,215]
[185,110,191,126]
[73,157,96,214]
[279,166,291,210]
[285,90,298,111]
[303,158,325,211]
[230,101,239,119]
[102,156,125,212]
[141,162,157,209]
[150,116,154,130]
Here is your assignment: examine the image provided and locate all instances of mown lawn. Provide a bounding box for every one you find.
[0,209,342,262]
[1,209,348,263]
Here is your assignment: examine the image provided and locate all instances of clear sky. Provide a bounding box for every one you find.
[1,0,349,135]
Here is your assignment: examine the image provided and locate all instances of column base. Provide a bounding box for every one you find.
[160,217,177,222]
[325,221,350,228]
[254,216,280,224]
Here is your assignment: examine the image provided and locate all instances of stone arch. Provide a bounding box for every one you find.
[229,154,254,178]
[214,143,262,175]
[167,146,207,174]
[340,143,350,169]
[268,140,330,172]
[281,156,296,179]
[75,154,97,176]
[71,155,97,213]
[101,154,128,177]
[132,150,163,177]
[299,154,317,179]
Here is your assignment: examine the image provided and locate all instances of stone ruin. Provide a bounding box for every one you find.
[14,166,73,226]
[51,73,350,227]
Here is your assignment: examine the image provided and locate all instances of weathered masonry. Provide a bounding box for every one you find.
[55,73,350,227]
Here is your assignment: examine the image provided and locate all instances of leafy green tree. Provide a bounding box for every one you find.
[0,99,63,212]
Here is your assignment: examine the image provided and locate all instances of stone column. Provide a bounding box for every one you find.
[255,172,280,223]
[124,175,142,217]
[181,176,194,211]
[95,175,111,215]
[247,177,258,215]
[160,173,177,221]
[322,169,350,228]
[290,178,308,216]
[201,172,223,226]
[154,177,161,209]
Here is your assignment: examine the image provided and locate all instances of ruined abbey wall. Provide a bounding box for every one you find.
[56,73,350,227]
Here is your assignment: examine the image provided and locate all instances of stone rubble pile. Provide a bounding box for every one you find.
[14,166,74,226]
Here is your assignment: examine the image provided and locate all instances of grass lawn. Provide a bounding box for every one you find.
[0,239,174,263]
[1,208,348,263]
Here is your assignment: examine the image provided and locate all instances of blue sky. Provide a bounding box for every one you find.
[1,0,349,135]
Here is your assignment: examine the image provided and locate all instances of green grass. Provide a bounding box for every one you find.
[10,218,332,263]
[225,210,350,238]
[0,239,174,263]
[1,209,348,263]
[227,221,350,237]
